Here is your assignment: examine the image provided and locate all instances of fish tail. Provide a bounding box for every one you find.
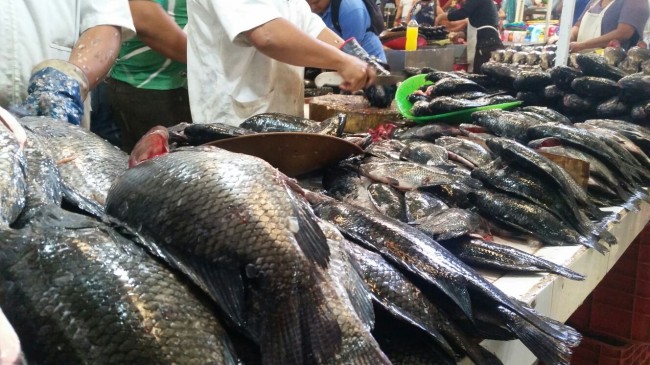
[579,235,609,254]
[261,268,342,365]
[497,306,576,365]
[476,346,504,365]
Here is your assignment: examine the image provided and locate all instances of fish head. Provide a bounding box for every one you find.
[128,126,170,168]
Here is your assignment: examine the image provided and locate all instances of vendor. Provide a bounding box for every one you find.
[309,0,386,61]
[569,0,649,52]
[187,0,377,126]
[395,0,415,25]
[436,0,503,72]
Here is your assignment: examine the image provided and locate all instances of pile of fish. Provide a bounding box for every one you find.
[481,52,650,123]
[602,45,650,75]
[1,108,649,365]
[408,71,517,117]
[490,44,558,70]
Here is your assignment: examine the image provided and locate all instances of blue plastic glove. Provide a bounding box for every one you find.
[15,60,88,125]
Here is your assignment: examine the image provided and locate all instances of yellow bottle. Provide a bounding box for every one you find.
[405,19,419,51]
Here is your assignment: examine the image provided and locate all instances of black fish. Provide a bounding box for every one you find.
[583,119,650,156]
[399,140,449,165]
[443,236,585,280]
[513,71,553,92]
[596,97,630,118]
[575,53,625,81]
[404,190,449,222]
[432,77,487,96]
[571,76,619,100]
[394,123,461,142]
[368,183,407,221]
[182,123,256,145]
[549,65,583,92]
[472,110,541,142]
[313,198,579,365]
[618,74,650,104]
[521,106,572,125]
[416,208,487,241]
[435,136,494,168]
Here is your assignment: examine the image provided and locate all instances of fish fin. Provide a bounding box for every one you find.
[289,191,330,268]
[597,229,618,247]
[375,295,457,359]
[579,235,609,254]
[476,346,504,365]
[128,126,170,168]
[497,306,574,365]
[60,184,104,218]
[346,254,376,330]
[430,277,474,322]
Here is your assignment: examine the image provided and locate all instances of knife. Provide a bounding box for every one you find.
[314,71,404,88]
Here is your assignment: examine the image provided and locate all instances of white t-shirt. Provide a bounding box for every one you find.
[399,0,415,22]
[0,0,135,108]
[187,0,326,126]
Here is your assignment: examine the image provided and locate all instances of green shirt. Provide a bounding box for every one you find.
[110,0,187,90]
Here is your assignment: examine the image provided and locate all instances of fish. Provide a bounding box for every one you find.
[425,71,461,83]
[239,112,346,135]
[0,122,26,227]
[468,189,607,253]
[0,207,239,365]
[418,182,478,209]
[526,51,542,66]
[470,158,611,243]
[415,208,488,241]
[106,143,343,365]
[513,71,553,92]
[432,77,487,96]
[451,71,493,87]
[582,119,650,156]
[360,160,480,191]
[399,140,449,165]
[521,106,572,125]
[571,77,620,100]
[311,198,580,365]
[527,123,650,187]
[603,46,627,66]
[443,236,585,280]
[404,189,449,222]
[434,136,494,168]
[427,97,491,114]
[394,123,461,142]
[471,110,542,142]
[575,53,625,81]
[11,130,63,228]
[323,163,377,211]
[485,137,609,221]
[540,51,556,70]
[345,241,503,365]
[549,65,583,92]
[20,116,128,216]
[368,183,407,222]
[480,62,520,86]
[542,85,565,105]
[317,221,393,364]
[366,139,408,160]
[627,46,650,64]
[563,93,595,113]
[596,97,630,118]
[171,122,257,146]
[618,74,650,104]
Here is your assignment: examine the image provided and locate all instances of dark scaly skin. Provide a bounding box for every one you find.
[183,123,256,145]
[404,190,449,222]
[471,110,541,143]
[583,119,650,156]
[0,212,237,365]
[106,148,340,365]
[399,141,448,166]
[576,124,650,171]
[360,161,476,191]
[346,242,500,365]
[368,183,407,222]
[13,131,63,227]
[0,124,26,227]
[366,139,407,161]
[416,208,485,241]
[20,117,127,208]
[434,137,494,168]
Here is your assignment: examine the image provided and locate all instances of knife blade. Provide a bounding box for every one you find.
[314,71,404,88]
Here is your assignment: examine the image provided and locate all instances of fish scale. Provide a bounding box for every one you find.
[0,123,26,227]
[106,147,343,365]
[0,208,237,365]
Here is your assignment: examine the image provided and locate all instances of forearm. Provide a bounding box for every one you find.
[69,25,122,90]
[131,1,187,63]
[245,18,348,70]
[577,26,635,49]
[570,25,579,41]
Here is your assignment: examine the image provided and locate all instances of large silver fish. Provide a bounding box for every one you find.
[0,207,238,365]
[106,145,342,365]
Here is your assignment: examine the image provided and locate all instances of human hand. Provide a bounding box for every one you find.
[337,55,376,92]
[569,41,584,53]
[13,60,89,126]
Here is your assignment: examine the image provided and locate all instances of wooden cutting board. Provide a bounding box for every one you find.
[308,95,402,133]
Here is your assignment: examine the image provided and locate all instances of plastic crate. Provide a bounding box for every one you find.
[571,332,650,365]
[567,225,650,342]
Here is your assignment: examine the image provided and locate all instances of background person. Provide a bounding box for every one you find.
[569,0,649,51]
[0,1,135,127]
[395,0,415,25]
[187,0,377,126]
[408,0,438,25]
[309,0,387,61]
[108,0,191,152]
[437,0,503,72]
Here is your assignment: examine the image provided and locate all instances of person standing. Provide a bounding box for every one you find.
[0,1,135,127]
[309,0,387,61]
[569,0,649,51]
[108,0,190,152]
[187,0,377,126]
[437,0,503,72]
[395,0,415,25]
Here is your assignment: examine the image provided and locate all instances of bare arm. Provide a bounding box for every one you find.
[245,18,374,90]
[395,0,404,23]
[570,24,580,41]
[130,0,187,63]
[570,23,635,51]
[68,25,122,89]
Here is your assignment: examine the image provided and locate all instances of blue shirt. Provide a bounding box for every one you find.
[321,0,387,62]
